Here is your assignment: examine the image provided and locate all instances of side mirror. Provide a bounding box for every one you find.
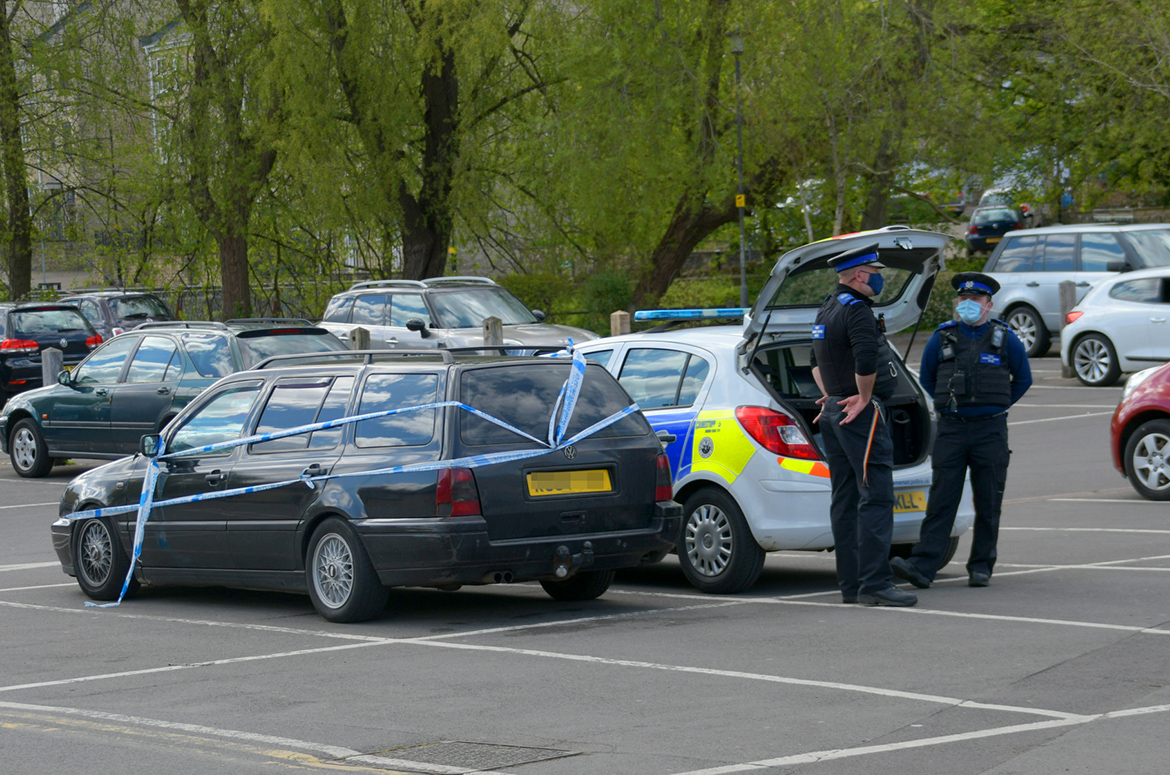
[531,309,547,322]
[1106,261,1132,273]
[405,318,430,338]
[139,434,161,458]
[57,370,72,386]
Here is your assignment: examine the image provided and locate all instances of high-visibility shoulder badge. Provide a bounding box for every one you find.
[812,324,825,339]
[980,353,1002,365]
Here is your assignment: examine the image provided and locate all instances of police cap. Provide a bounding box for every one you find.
[951,272,1000,297]
[827,242,883,272]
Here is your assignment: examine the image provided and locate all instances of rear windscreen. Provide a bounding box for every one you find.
[973,208,1018,225]
[111,295,172,319]
[236,331,348,368]
[459,362,648,445]
[1124,230,1170,267]
[12,308,91,336]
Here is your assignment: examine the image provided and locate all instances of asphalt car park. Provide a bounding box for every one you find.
[2,352,1169,774]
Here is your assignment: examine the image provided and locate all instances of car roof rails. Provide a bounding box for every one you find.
[254,349,456,369]
[62,288,155,296]
[132,321,228,331]
[224,317,313,326]
[348,279,428,290]
[422,276,497,286]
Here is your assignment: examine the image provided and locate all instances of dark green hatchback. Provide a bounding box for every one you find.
[0,320,347,476]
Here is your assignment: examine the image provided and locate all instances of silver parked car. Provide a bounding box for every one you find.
[982,223,1170,356]
[317,277,598,353]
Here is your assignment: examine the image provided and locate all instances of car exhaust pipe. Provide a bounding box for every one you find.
[481,571,514,584]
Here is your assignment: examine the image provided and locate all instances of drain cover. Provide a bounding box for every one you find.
[361,741,576,770]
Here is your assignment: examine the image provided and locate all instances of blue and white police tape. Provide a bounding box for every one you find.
[64,351,638,608]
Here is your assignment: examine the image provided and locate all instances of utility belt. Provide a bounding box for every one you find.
[939,410,1008,423]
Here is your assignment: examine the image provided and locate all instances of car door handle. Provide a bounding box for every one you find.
[94,388,108,396]
[1076,282,1091,287]
[1152,318,1167,324]
[1026,282,1040,287]
[156,386,171,395]
[656,430,677,444]
[205,470,226,485]
[301,463,331,477]
[386,337,398,345]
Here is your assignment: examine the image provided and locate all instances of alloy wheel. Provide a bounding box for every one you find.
[1074,339,1112,384]
[311,534,354,608]
[78,521,113,587]
[1132,431,1170,494]
[685,503,733,577]
[12,427,37,471]
[1008,311,1038,352]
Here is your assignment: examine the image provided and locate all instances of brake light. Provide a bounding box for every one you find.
[268,329,304,335]
[86,334,103,349]
[1066,310,1084,325]
[968,224,978,235]
[0,338,39,355]
[735,405,820,460]
[436,467,481,517]
[655,453,673,501]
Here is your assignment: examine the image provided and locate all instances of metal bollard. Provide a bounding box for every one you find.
[610,311,631,337]
[349,326,370,350]
[483,316,502,346]
[42,347,63,387]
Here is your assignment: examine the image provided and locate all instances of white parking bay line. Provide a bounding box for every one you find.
[1004,526,1170,532]
[1045,498,1170,505]
[0,502,57,510]
[0,561,60,572]
[1010,411,1115,426]
[1013,404,1120,409]
[0,583,76,592]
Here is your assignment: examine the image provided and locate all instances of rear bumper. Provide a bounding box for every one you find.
[356,501,681,586]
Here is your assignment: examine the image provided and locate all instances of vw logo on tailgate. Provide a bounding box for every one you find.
[562,445,577,460]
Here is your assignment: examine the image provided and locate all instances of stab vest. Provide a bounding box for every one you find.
[811,291,899,402]
[933,320,1012,410]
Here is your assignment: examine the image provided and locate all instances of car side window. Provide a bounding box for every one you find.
[78,300,102,326]
[1079,233,1126,272]
[180,333,234,378]
[1040,234,1075,272]
[389,294,431,327]
[322,296,354,323]
[1109,279,1162,304]
[677,355,711,406]
[354,373,438,447]
[583,350,613,367]
[618,348,690,409]
[72,336,137,385]
[309,376,355,449]
[168,384,262,454]
[990,236,1036,272]
[350,295,387,326]
[124,336,180,383]
[251,377,334,453]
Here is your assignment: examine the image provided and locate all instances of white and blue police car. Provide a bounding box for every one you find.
[576,228,975,593]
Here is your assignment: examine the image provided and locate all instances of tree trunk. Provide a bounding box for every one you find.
[0,0,31,300]
[219,227,251,319]
[631,195,736,308]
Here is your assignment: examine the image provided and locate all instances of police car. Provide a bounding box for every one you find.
[575,228,975,593]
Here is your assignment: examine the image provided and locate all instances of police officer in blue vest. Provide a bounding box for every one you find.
[810,243,917,607]
[891,272,1032,589]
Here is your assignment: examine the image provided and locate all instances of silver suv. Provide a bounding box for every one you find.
[982,223,1170,356]
[317,277,598,352]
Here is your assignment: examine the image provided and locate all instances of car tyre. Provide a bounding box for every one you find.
[10,418,53,478]
[73,516,139,601]
[306,517,388,623]
[540,569,615,601]
[678,488,764,594]
[1072,333,1121,387]
[889,536,959,568]
[1006,306,1050,358]
[1123,419,1170,501]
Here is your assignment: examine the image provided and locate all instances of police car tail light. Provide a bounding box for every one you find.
[85,334,104,349]
[436,467,481,517]
[0,338,39,355]
[655,454,673,501]
[735,406,820,460]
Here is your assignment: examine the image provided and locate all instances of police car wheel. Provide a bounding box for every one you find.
[306,518,388,623]
[73,516,138,601]
[678,488,764,594]
[1006,307,1050,358]
[1072,334,1121,387]
[540,569,615,601]
[1123,419,1170,501]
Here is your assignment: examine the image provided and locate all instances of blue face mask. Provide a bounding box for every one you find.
[956,299,985,324]
[866,272,884,296]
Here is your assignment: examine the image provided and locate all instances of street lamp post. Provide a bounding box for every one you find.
[730,28,748,308]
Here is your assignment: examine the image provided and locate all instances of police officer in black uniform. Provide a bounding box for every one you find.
[891,272,1032,589]
[810,243,917,607]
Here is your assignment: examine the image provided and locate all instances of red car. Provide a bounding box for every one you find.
[1111,362,1170,500]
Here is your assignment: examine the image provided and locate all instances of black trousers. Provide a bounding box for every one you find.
[909,413,1009,580]
[820,397,895,596]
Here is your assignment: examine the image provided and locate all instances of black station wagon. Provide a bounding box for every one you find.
[51,351,681,622]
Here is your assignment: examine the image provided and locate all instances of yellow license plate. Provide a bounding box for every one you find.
[986,237,1002,244]
[894,490,926,513]
[526,469,612,497]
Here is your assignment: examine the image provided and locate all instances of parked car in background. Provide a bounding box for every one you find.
[1111,362,1170,499]
[318,276,598,353]
[983,223,1170,357]
[1060,267,1170,386]
[978,188,1040,226]
[58,290,176,339]
[51,351,681,622]
[966,205,1026,255]
[0,319,347,477]
[0,302,102,405]
[575,228,975,594]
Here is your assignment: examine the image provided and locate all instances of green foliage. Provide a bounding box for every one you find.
[579,270,634,334]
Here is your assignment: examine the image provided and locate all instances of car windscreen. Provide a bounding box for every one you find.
[180,333,234,377]
[11,308,92,337]
[459,362,648,445]
[235,330,348,369]
[1123,230,1170,267]
[428,288,537,328]
[110,295,172,320]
